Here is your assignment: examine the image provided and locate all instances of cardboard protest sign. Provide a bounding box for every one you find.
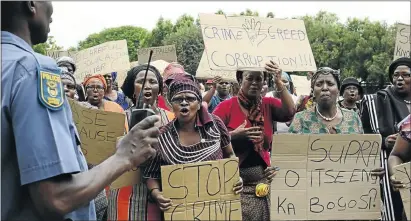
[137,45,177,64]
[161,158,242,221]
[72,40,130,83]
[394,23,410,60]
[199,14,317,72]
[130,61,139,68]
[68,100,140,189]
[114,69,128,88]
[270,134,382,220]
[196,51,237,81]
[290,75,311,96]
[47,50,77,60]
[393,162,411,220]
[68,99,126,165]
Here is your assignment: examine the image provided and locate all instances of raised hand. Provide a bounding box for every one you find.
[265,60,283,85]
[212,76,223,88]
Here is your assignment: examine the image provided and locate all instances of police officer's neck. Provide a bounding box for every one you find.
[3,19,35,46]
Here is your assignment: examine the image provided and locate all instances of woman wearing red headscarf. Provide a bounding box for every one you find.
[158,62,186,111]
[83,74,128,132]
[213,61,295,221]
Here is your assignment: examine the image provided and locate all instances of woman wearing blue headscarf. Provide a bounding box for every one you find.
[265,72,298,133]
[103,72,131,110]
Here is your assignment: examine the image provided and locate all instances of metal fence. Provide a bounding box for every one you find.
[360,82,391,95]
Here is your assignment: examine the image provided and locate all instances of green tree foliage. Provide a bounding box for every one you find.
[163,15,204,75]
[173,14,195,32]
[300,11,396,83]
[71,10,398,84]
[300,11,344,71]
[146,17,174,47]
[77,26,150,61]
[67,46,77,52]
[33,36,62,55]
[216,9,225,15]
[340,18,395,83]
[239,9,259,16]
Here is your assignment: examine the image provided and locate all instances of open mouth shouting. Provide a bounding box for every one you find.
[91,94,100,101]
[396,82,404,89]
[143,91,153,100]
[179,107,190,116]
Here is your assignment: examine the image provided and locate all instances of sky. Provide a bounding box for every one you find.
[50,1,411,49]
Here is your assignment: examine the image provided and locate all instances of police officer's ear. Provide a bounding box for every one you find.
[24,1,36,15]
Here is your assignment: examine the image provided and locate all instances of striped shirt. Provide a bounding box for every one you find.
[144,114,230,179]
[107,107,174,221]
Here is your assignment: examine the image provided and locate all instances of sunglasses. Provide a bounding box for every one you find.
[171,96,197,104]
[393,71,411,79]
[64,84,76,90]
[86,85,105,91]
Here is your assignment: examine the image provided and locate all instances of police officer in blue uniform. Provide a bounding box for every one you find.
[1,2,160,220]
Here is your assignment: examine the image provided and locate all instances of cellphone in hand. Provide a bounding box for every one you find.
[129,108,156,129]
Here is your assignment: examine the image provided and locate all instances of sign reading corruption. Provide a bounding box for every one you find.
[199,14,317,72]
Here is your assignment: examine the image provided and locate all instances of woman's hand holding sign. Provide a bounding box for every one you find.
[233,177,243,194]
[151,190,173,211]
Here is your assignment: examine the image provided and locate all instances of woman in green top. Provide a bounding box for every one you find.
[288,67,386,220]
[288,67,363,134]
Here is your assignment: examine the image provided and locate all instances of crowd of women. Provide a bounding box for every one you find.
[58,55,411,221]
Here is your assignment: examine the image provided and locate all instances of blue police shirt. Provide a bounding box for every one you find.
[1,31,96,220]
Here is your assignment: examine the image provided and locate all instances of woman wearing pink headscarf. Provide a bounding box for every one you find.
[158,62,186,111]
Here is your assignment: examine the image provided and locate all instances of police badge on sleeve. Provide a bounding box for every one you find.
[38,70,64,110]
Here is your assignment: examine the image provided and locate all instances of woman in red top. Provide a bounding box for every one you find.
[213,61,296,221]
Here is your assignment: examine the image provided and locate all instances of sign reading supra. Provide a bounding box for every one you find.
[270,134,382,220]
[394,23,410,60]
[199,14,317,72]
